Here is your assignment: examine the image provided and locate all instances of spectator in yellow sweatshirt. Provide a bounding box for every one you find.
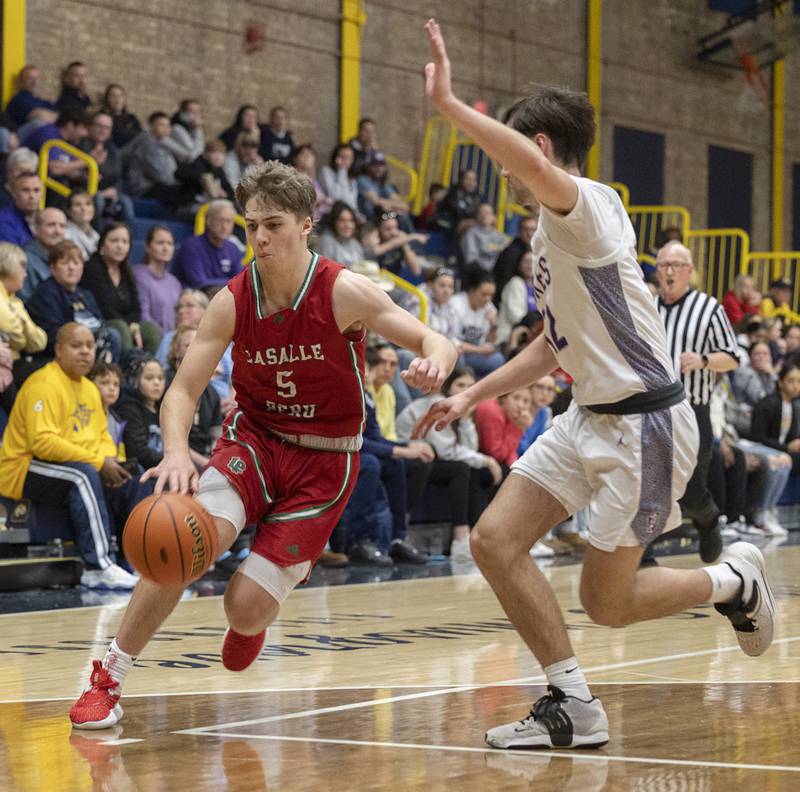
[761,279,800,327]
[0,322,151,589]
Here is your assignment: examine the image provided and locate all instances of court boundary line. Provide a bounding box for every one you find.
[183,732,800,775]
[3,678,800,706]
[173,635,800,735]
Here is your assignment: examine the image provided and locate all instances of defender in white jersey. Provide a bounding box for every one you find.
[416,19,777,750]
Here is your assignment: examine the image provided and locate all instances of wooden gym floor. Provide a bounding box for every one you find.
[1,545,799,790]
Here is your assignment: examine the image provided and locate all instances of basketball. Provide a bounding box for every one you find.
[122,494,219,586]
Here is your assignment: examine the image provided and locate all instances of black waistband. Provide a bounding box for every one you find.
[585,380,686,415]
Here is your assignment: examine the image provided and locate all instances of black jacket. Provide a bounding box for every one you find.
[176,155,235,203]
[80,254,141,323]
[116,397,163,469]
[750,392,800,453]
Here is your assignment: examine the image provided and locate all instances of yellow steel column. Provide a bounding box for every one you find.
[585,0,602,181]
[340,0,366,143]
[771,58,784,252]
[2,0,26,107]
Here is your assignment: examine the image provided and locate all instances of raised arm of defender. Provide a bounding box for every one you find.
[424,18,578,214]
[413,332,558,438]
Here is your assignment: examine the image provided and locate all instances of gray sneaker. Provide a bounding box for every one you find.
[485,686,609,749]
[714,541,776,656]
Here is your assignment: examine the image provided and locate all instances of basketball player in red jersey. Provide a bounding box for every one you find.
[69,161,457,729]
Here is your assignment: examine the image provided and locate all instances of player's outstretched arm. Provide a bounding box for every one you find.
[143,289,235,494]
[424,18,577,214]
[333,270,457,394]
[413,333,558,438]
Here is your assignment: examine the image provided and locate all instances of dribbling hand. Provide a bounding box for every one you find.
[401,356,447,394]
[412,391,473,439]
[424,19,455,110]
[141,450,199,496]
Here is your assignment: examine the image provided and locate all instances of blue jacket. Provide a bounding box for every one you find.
[26,277,103,353]
[0,205,33,248]
[361,391,398,460]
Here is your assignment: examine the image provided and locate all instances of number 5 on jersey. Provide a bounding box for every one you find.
[276,370,296,399]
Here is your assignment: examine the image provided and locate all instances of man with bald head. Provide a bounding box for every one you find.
[20,207,67,302]
[655,240,739,563]
[0,322,149,589]
[170,199,243,292]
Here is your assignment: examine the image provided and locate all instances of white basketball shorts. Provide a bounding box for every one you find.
[511,398,699,552]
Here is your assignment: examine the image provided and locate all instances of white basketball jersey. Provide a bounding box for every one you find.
[531,177,675,406]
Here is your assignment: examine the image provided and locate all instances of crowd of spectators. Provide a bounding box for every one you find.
[0,58,796,589]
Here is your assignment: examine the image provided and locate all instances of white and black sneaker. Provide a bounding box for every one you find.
[485,686,609,749]
[714,541,776,657]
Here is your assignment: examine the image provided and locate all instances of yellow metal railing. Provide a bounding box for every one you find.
[687,228,750,302]
[744,252,800,310]
[416,115,457,215]
[385,154,419,207]
[628,205,691,259]
[447,136,508,231]
[382,269,428,324]
[38,139,99,207]
[608,181,630,210]
[639,252,657,271]
[194,203,254,265]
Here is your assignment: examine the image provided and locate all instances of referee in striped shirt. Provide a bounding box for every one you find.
[655,241,739,563]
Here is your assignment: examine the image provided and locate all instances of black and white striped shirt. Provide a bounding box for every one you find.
[658,289,739,406]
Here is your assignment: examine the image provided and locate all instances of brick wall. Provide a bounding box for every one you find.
[26,0,342,164]
[26,0,798,249]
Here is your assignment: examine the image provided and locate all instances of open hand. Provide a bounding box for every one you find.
[412,391,473,438]
[424,19,455,110]
[141,450,198,495]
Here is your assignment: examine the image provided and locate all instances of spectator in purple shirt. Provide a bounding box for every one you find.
[0,172,42,248]
[5,65,58,137]
[170,200,243,293]
[22,108,90,193]
[133,226,181,335]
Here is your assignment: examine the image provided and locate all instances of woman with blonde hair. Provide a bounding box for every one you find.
[0,242,47,371]
[723,273,761,329]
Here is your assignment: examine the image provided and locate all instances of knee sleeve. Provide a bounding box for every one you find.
[238,553,311,603]
[195,467,247,535]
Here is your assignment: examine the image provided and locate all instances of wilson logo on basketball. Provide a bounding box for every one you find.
[228,457,246,475]
[185,513,207,576]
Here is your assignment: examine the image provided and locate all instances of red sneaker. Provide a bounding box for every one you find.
[70,660,123,729]
[221,628,266,671]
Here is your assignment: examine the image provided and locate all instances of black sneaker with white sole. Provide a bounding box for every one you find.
[714,541,776,657]
[485,686,609,749]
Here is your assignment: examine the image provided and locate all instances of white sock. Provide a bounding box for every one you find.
[544,656,591,700]
[102,638,136,688]
[703,564,743,604]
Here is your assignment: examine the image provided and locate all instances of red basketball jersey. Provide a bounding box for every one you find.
[227,253,366,451]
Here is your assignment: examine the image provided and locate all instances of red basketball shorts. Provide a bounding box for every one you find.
[207,411,359,567]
